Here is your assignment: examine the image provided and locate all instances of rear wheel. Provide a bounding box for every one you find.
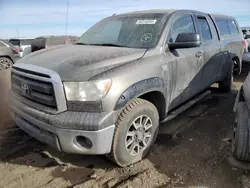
[218,60,234,93]
[108,98,159,167]
[232,102,250,161]
[0,57,12,70]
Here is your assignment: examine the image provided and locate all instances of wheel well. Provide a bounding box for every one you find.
[0,56,13,62]
[232,56,241,74]
[232,56,240,64]
[138,91,166,120]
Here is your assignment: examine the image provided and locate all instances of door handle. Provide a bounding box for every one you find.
[195,51,203,58]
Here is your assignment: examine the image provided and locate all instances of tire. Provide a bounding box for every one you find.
[218,60,234,93]
[108,98,159,167]
[232,102,250,161]
[0,57,12,70]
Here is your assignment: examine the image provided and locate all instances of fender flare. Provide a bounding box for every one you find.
[114,77,165,110]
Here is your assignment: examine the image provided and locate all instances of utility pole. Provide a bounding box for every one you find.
[16,28,19,38]
[65,1,69,37]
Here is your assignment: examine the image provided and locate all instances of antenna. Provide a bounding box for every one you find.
[16,28,20,38]
[65,1,69,37]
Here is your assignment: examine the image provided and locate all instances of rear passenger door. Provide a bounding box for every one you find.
[194,14,222,87]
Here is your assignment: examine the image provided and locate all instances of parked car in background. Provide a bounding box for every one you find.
[242,27,250,36]
[241,28,250,52]
[11,9,244,167]
[9,38,34,57]
[31,36,78,53]
[0,39,20,70]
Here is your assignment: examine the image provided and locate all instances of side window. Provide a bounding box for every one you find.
[215,19,230,36]
[197,17,212,41]
[168,15,195,43]
[227,20,239,35]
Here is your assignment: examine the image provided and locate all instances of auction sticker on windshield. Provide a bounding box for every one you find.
[136,20,157,24]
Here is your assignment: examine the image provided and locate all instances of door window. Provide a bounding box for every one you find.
[197,17,212,41]
[168,15,195,43]
[215,19,231,36]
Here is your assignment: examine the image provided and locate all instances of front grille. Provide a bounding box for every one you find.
[11,70,57,110]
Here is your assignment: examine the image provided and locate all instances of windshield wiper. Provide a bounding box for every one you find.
[75,43,126,47]
[90,43,125,47]
[75,42,89,45]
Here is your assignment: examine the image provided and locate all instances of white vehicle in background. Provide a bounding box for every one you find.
[242,27,250,52]
[9,38,34,57]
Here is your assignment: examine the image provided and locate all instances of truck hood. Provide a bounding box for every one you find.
[17,45,146,81]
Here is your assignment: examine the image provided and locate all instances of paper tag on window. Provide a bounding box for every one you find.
[136,20,157,25]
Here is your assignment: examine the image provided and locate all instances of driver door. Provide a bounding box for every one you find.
[163,14,205,110]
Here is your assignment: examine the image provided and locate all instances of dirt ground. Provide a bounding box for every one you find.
[1,61,250,188]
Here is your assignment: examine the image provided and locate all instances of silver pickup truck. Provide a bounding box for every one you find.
[11,9,244,166]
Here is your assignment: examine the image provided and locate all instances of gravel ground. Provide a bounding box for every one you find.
[1,58,250,188]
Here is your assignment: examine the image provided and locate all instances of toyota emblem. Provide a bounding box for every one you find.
[21,83,29,95]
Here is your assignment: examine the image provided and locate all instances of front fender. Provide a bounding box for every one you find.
[114,77,165,110]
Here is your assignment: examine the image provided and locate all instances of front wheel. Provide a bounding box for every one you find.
[232,102,250,161]
[108,98,159,167]
[0,57,12,70]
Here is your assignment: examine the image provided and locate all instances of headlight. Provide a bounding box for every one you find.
[64,79,112,101]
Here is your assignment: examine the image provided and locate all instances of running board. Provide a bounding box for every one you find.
[161,90,211,123]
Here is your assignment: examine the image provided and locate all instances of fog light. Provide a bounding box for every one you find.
[75,136,93,149]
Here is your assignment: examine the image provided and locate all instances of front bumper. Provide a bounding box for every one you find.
[11,98,118,155]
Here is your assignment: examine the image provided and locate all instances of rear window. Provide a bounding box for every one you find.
[20,39,33,46]
[215,18,239,36]
[215,19,230,36]
[46,37,66,45]
[9,39,20,46]
[227,20,239,35]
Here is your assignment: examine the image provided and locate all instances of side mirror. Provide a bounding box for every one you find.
[245,34,250,40]
[168,33,201,49]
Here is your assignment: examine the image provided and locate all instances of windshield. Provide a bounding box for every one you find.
[77,13,167,49]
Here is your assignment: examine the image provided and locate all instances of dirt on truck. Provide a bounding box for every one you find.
[1,64,250,187]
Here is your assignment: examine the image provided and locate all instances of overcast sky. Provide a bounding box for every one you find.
[0,0,250,39]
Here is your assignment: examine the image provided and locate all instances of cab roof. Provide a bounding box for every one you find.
[209,14,236,20]
[118,9,177,16]
[117,9,236,21]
